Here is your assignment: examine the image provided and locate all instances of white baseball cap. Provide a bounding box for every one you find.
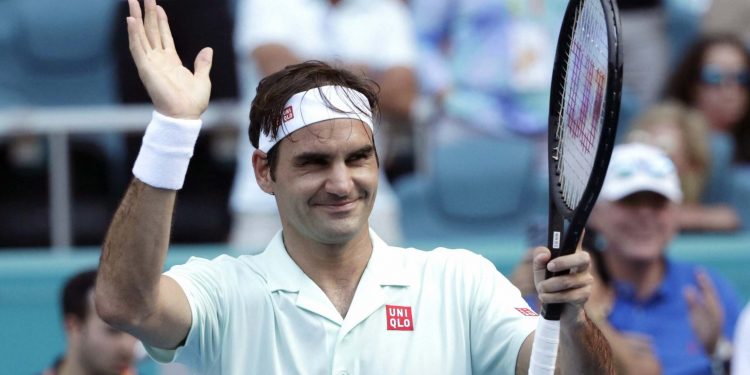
[599,143,683,203]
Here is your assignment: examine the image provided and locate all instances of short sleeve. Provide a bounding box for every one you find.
[467,253,538,373]
[732,304,750,374]
[143,256,229,372]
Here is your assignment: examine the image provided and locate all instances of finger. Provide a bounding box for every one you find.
[537,285,591,305]
[546,251,591,274]
[194,47,214,79]
[576,229,586,253]
[127,17,147,63]
[127,0,143,20]
[695,269,721,311]
[156,6,176,51]
[683,286,701,312]
[126,16,145,57]
[127,3,152,54]
[537,272,594,294]
[143,0,162,49]
[531,246,552,286]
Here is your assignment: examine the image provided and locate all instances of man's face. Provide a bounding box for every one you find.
[266,119,378,245]
[591,192,678,262]
[72,294,138,375]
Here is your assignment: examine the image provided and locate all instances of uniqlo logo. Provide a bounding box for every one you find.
[515,307,539,316]
[283,106,294,121]
[386,305,414,331]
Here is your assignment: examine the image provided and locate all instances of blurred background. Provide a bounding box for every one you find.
[1,0,750,373]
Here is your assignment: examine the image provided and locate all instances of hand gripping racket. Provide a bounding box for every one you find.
[528,0,622,374]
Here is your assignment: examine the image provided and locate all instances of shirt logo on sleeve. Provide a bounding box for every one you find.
[386,305,414,331]
[283,106,294,122]
[515,307,539,316]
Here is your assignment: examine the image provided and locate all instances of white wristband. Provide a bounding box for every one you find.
[132,111,202,190]
[529,317,560,375]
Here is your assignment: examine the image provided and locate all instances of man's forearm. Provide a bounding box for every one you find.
[96,178,176,325]
[559,313,614,374]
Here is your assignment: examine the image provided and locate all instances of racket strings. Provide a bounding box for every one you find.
[555,0,608,210]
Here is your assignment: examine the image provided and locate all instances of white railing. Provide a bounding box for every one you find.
[0,100,245,252]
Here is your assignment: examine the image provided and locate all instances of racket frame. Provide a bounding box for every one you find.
[542,0,623,320]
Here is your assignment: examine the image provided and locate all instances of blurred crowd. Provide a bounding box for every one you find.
[2,0,750,248]
[2,0,750,374]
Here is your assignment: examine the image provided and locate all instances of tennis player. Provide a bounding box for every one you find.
[95,1,612,373]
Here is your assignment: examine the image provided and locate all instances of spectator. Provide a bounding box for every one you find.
[229,0,418,250]
[702,0,750,47]
[575,0,704,139]
[733,302,750,374]
[626,101,741,231]
[511,228,662,374]
[411,0,565,171]
[665,33,750,164]
[42,269,140,375]
[587,143,742,374]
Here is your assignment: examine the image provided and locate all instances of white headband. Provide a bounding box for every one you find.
[257,85,374,153]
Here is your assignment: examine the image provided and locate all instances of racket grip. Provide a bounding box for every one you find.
[540,302,564,320]
[529,317,560,375]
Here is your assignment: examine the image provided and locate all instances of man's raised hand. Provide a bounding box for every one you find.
[126,0,212,119]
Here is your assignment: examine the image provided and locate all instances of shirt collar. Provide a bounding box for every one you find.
[254,228,413,293]
[612,258,673,302]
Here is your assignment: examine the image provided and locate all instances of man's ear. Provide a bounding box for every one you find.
[64,314,83,337]
[252,149,274,195]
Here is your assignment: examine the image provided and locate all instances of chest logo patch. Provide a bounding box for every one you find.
[386,305,414,331]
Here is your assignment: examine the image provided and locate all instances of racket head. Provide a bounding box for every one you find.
[547,0,623,259]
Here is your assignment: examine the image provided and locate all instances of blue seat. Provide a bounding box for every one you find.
[730,167,750,231]
[15,0,118,105]
[0,0,25,107]
[394,137,547,245]
[702,132,736,204]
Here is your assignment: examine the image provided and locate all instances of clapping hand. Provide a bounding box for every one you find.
[684,269,725,355]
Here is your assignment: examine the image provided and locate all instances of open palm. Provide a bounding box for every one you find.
[126,0,212,119]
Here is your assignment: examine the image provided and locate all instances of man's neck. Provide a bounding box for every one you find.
[56,355,86,375]
[282,228,373,318]
[604,251,665,300]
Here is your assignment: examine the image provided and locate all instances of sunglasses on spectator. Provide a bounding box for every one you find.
[700,65,750,87]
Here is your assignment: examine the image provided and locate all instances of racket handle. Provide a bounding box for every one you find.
[529,317,560,375]
[540,302,564,320]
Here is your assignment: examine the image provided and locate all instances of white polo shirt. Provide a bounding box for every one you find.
[146,230,538,374]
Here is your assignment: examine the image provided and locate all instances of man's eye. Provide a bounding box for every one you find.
[348,153,370,162]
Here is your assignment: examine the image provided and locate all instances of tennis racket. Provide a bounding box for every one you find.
[528,0,622,374]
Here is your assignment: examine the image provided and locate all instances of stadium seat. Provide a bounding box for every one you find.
[0,0,24,107]
[730,167,750,232]
[702,132,736,204]
[15,0,118,105]
[394,137,547,245]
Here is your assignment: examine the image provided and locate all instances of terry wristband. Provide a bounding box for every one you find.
[132,111,202,190]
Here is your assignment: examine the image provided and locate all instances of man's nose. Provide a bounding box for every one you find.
[325,161,354,196]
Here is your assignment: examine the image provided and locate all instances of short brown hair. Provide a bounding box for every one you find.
[247,61,380,178]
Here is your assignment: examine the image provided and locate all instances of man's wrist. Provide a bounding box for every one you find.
[711,336,732,375]
[132,111,203,190]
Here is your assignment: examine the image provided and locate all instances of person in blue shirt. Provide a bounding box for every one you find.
[587,143,742,374]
